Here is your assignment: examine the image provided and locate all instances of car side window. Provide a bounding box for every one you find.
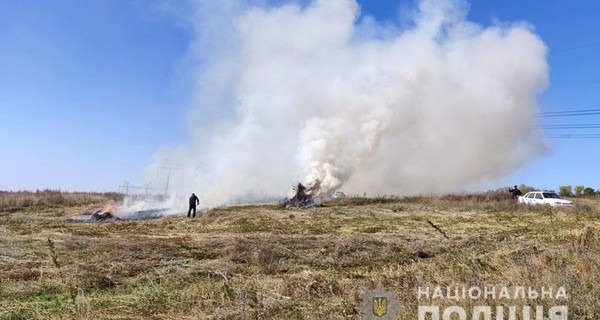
[535,193,543,199]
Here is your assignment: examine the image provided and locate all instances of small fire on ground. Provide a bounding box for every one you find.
[69,201,169,223]
[91,202,119,222]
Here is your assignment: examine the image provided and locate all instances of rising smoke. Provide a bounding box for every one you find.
[143,0,548,208]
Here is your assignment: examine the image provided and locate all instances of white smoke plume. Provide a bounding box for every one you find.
[143,0,548,208]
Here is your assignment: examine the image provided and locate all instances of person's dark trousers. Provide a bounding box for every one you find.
[188,205,196,218]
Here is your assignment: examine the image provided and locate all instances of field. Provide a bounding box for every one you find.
[1,192,599,319]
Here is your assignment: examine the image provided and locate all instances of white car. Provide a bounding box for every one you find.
[332,191,346,199]
[518,191,573,206]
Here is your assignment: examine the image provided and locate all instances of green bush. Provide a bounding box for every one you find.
[559,185,573,197]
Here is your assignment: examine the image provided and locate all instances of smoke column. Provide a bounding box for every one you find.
[143,0,548,208]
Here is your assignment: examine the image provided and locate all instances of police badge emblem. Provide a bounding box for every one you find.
[359,283,401,319]
[373,296,387,316]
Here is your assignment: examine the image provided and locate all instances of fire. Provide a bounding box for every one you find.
[89,201,119,221]
[283,180,322,208]
[103,202,118,215]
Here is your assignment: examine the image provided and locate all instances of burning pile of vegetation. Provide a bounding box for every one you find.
[90,210,119,222]
[282,181,323,208]
[89,202,120,222]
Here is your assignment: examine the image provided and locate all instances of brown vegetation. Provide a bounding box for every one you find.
[0,190,122,212]
[0,194,599,319]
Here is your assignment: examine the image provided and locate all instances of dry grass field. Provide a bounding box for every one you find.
[0,190,122,212]
[1,192,599,319]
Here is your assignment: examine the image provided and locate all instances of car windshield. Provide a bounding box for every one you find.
[542,193,561,199]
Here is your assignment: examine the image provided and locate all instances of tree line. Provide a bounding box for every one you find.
[558,185,598,197]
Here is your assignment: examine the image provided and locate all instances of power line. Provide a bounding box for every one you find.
[118,181,154,196]
[531,108,600,138]
[535,123,600,129]
[542,112,600,118]
[546,134,600,139]
[539,108,600,114]
[537,108,600,118]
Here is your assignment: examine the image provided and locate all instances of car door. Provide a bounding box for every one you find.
[534,192,544,204]
[527,193,536,204]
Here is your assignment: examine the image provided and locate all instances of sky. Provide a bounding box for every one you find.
[1,0,599,193]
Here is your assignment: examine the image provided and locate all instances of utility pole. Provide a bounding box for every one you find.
[118,181,154,197]
[119,181,130,196]
[159,160,183,195]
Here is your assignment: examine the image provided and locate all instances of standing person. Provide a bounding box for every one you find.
[508,185,522,200]
[188,193,200,218]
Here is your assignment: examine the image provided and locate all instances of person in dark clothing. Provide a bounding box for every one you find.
[508,185,522,200]
[188,193,200,217]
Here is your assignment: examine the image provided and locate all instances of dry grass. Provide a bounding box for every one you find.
[0,195,599,319]
[0,190,122,212]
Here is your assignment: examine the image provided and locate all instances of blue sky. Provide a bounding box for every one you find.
[1,0,599,192]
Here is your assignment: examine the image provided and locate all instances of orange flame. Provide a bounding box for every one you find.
[104,202,117,214]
